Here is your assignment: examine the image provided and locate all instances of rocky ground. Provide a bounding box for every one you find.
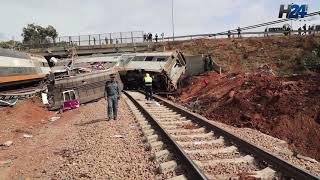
[0,97,157,179]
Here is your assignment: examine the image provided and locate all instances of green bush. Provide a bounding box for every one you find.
[303,49,320,72]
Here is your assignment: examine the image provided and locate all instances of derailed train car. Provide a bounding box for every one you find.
[47,50,187,111]
[117,50,187,92]
[47,69,122,111]
[0,48,51,90]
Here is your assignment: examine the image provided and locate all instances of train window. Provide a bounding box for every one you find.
[145,56,154,61]
[156,57,167,62]
[63,90,77,101]
[132,56,145,61]
[70,91,76,100]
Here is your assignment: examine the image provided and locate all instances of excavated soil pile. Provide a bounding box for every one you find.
[178,72,320,161]
[163,35,319,75]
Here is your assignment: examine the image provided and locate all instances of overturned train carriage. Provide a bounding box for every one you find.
[47,70,122,110]
[47,50,187,110]
[117,50,187,92]
[0,48,51,89]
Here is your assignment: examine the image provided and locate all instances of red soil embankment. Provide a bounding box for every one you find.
[178,72,320,161]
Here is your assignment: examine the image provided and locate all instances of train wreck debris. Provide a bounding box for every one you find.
[116,51,187,92]
[47,50,190,111]
[0,97,19,106]
[47,69,122,111]
[0,48,51,90]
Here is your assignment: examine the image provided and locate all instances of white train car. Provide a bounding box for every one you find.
[0,48,51,89]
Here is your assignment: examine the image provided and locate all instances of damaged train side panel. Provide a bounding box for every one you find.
[47,50,190,111]
[47,70,122,111]
[118,50,187,91]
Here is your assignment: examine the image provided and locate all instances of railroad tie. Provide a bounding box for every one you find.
[167,127,206,135]
[146,141,165,151]
[176,137,225,147]
[143,129,155,136]
[171,132,214,140]
[144,134,159,143]
[159,120,192,126]
[158,160,178,174]
[152,149,172,162]
[194,155,255,167]
[167,174,187,180]
[206,167,276,180]
[184,145,238,155]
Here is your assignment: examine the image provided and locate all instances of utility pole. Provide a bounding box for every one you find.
[171,0,175,41]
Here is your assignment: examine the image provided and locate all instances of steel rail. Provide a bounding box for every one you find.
[148,93,320,180]
[123,91,208,180]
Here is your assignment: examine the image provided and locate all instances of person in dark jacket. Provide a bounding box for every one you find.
[208,55,214,71]
[237,27,241,38]
[203,55,209,72]
[302,24,307,35]
[155,34,158,42]
[105,74,120,120]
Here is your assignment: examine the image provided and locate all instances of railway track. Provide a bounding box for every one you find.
[124,91,319,180]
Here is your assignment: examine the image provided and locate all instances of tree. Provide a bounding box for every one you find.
[0,40,23,50]
[21,23,58,45]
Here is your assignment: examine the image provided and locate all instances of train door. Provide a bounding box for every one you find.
[62,90,79,111]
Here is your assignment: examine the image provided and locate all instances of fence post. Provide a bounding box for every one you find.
[131,32,134,44]
[99,34,101,46]
[120,32,123,44]
[89,35,91,46]
[69,36,71,46]
[109,33,112,44]
[78,36,81,46]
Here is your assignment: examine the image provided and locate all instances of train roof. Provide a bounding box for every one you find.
[0,48,30,59]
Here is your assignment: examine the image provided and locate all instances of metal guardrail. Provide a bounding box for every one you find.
[26,30,320,51]
[162,29,320,42]
[26,29,320,50]
[24,31,145,49]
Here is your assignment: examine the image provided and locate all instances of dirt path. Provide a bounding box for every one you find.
[0,97,157,179]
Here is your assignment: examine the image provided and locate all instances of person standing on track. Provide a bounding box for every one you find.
[143,73,153,101]
[105,74,120,121]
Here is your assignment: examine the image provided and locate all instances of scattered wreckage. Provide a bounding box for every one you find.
[0,49,200,110]
[47,50,191,111]
[47,69,122,111]
[0,48,51,90]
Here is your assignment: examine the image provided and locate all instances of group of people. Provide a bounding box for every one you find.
[143,33,163,42]
[298,24,315,36]
[104,73,153,121]
[227,24,317,38]
[226,27,242,38]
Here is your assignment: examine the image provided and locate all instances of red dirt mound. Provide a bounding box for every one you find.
[0,97,55,141]
[178,72,320,161]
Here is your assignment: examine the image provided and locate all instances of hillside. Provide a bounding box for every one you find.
[172,35,320,161]
[164,35,320,75]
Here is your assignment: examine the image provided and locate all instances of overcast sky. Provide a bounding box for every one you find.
[0,0,319,41]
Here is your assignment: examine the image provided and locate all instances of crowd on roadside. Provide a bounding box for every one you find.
[143,33,164,42]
